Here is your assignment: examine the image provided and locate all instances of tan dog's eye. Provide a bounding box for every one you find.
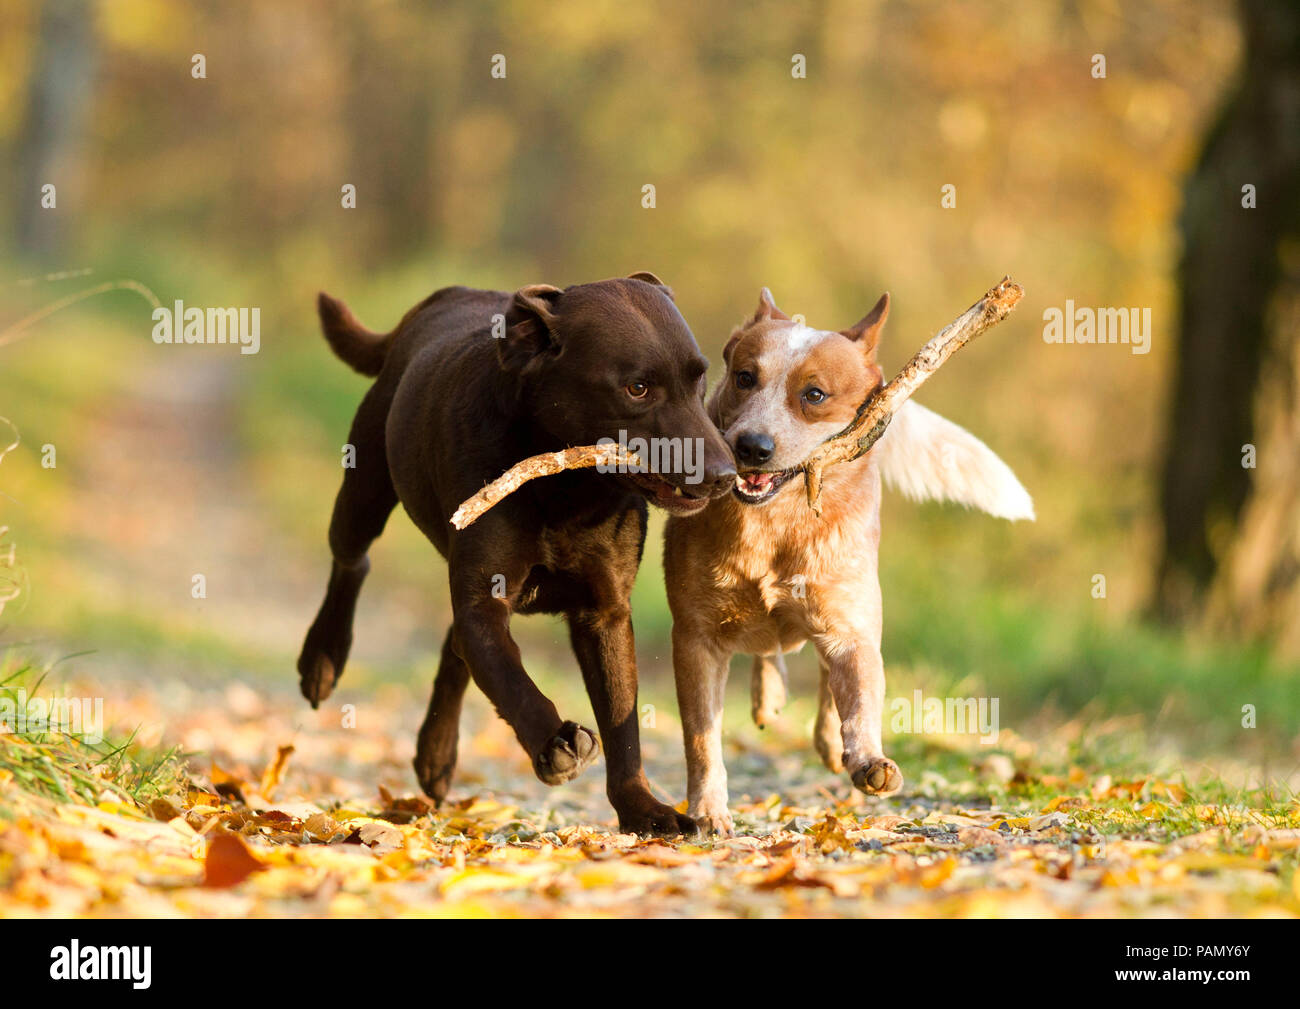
[735,370,756,390]
[803,387,827,405]
[626,381,649,399]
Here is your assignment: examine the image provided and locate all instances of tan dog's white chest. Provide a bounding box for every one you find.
[702,460,881,649]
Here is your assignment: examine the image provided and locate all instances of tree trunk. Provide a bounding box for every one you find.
[1210,293,1300,654]
[1152,0,1300,626]
[13,0,98,260]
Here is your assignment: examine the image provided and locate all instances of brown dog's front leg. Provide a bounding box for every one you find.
[454,593,600,785]
[568,608,696,837]
[448,532,602,788]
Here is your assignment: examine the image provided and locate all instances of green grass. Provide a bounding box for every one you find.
[0,651,186,813]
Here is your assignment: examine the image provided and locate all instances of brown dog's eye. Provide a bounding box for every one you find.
[803,387,827,405]
[626,381,649,399]
[735,371,756,390]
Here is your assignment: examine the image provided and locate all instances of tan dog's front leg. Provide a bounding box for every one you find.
[817,638,903,795]
[672,626,734,835]
[813,660,843,773]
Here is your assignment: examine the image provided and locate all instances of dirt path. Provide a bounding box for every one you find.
[67,352,423,665]
[5,667,1299,917]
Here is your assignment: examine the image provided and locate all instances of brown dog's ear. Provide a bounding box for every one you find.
[499,284,563,369]
[842,292,889,356]
[750,287,791,324]
[627,271,674,300]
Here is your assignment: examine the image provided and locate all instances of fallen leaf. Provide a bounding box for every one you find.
[259,744,295,800]
[203,833,264,888]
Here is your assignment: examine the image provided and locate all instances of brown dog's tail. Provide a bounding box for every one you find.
[317,292,389,376]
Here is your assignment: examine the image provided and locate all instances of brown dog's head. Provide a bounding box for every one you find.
[711,288,889,505]
[498,272,736,514]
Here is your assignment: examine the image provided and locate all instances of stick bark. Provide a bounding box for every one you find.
[801,276,1024,514]
[450,444,644,529]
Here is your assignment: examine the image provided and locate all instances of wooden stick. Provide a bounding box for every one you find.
[450,443,645,529]
[449,277,1023,528]
[801,276,1024,514]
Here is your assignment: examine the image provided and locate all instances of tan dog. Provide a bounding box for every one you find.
[664,288,1033,835]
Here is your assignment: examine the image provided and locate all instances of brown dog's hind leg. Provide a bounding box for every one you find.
[413,627,472,804]
[298,385,397,707]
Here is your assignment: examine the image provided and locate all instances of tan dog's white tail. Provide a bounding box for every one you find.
[874,401,1035,521]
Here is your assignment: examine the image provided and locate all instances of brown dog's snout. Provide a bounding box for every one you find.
[700,455,737,497]
[695,426,736,498]
[733,431,775,468]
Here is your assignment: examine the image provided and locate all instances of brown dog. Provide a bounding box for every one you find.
[664,289,1033,835]
[297,274,735,835]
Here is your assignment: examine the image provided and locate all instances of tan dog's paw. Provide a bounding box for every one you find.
[850,756,903,795]
[692,807,735,838]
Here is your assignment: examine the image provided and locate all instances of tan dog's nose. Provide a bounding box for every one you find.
[733,432,775,467]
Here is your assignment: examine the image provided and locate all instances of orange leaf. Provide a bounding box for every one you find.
[203,833,265,888]
[259,744,295,800]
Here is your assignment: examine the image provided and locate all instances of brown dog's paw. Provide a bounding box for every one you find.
[533,721,600,785]
[619,802,699,838]
[851,756,904,795]
[412,750,455,806]
[298,652,339,709]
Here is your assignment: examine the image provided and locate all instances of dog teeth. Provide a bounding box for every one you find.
[672,486,683,497]
[737,472,775,495]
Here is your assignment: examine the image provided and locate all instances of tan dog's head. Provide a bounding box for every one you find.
[712,288,889,505]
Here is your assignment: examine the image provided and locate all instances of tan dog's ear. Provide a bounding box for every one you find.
[751,287,791,324]
[723,329,742,365]
[842,292,889,356]
[499,284,563,369]
[627,271,674,300]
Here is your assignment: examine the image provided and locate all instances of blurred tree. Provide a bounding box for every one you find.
[13,0,98,259]
[1153,0,1300,639]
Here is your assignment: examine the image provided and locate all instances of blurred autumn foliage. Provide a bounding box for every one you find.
[0,0,1296,696]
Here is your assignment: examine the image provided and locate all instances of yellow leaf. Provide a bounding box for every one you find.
[573,862,664,889]
[439,867,531,898]
[921,858,956,888]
